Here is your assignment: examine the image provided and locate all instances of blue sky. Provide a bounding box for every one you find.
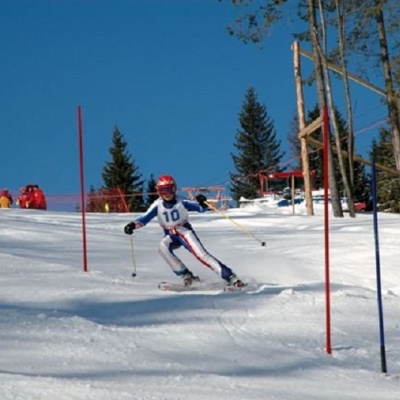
[1,0,388,198]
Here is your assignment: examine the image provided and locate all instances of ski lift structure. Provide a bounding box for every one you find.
[181,186,231,209]
[259,170,316,198]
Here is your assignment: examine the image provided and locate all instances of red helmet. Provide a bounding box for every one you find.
[157,175,177,196]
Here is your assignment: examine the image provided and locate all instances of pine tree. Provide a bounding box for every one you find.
[352,160,370,203]
[230,87,284,203]
[144,174,158,209]
[370,128,400,213]
[286,110,302,170]
[102,126,145,212]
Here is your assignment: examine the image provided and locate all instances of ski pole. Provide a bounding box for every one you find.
[129,235,137,277]
[204,201,266,247]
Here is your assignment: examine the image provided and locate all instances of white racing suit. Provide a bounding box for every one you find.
[132,196,234,282]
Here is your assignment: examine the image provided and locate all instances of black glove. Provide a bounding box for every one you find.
[195,194,208,208]
[124,222,136,235]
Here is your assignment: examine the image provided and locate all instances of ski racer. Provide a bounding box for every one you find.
[124,174,245,288]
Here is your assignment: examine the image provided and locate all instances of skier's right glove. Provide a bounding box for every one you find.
[195,194,208,209]
[124,222,136,235]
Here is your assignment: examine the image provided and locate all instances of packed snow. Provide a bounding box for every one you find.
[0,203,399,399]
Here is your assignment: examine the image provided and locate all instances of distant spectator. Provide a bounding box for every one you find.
[17,186,31,208]
[0,189,13,208]
[26,185,36,208]
[33,185,47,210]
[16,184,47,210]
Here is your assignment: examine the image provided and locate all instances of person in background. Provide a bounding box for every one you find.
[0,189,13,208]
[26,185,36,209]
[124,174,245,288]
[33,185,47,210]
[17,186,31,208]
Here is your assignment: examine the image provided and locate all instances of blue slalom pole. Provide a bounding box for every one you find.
[371,157,387,373]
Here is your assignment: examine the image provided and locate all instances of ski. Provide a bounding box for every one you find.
[158,281,248,293]
[158,281,223,292]
[223,283,248,292]
[158,281,198,292]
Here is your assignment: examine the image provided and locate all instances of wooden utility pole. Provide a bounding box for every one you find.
[292,41,314,216]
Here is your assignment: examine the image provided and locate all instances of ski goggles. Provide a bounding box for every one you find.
[158,186,175,195]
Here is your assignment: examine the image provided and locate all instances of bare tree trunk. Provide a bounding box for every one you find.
[308,0,343,217]
[335,0,355,186]
[375,8,400,174]
[317,0,356,217]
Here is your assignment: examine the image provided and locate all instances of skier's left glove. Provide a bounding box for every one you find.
[124,222,136,235]
[195,194,208,209]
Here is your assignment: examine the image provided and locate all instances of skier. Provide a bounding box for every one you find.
[124,175,245,288]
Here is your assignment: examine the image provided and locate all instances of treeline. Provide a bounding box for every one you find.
[87,83,398,213]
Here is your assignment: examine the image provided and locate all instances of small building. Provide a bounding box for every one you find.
[181,186,231,209]
[259,170,316,198]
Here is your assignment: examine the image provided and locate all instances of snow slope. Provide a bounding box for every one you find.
[0,205,399,399]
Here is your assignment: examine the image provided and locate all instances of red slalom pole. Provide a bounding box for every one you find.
[78,106,88,272]
[323,105,331,354]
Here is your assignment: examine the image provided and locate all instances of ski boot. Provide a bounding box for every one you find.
[228,274,246,288]
[182,271,200,287]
